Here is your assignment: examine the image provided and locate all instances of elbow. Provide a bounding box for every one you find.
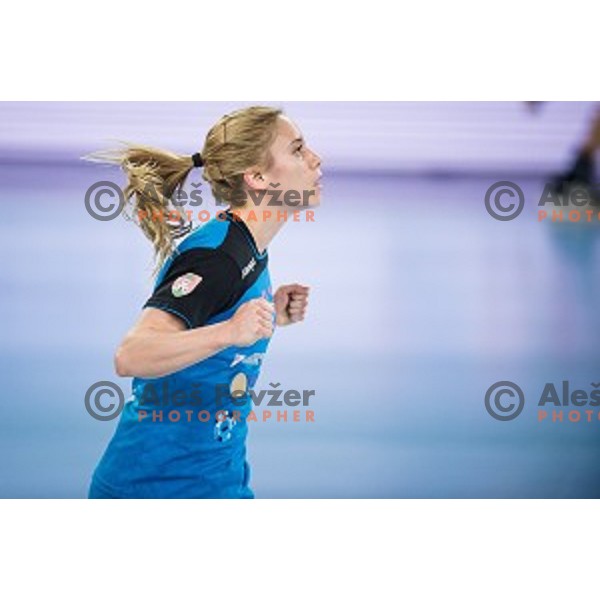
[114,344,133,378]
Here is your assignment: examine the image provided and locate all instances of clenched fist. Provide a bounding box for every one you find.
[226,298,275,347]
[274,284,310,326]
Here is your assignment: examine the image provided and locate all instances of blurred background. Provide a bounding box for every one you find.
[0,101,599,498]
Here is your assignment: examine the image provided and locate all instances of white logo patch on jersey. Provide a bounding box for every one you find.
[230,352,265,367]
[241,257,257,280]
[171,273,203,297]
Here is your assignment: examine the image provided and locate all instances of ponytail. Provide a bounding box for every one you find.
[84,143,195,274]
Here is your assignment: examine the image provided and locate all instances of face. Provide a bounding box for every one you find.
[255,116,322,211]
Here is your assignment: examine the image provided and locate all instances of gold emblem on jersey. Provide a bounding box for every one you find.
[230,372,248,398]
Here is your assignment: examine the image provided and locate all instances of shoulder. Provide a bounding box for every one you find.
[155,246,241,293]
[143,246,243,329]
[177,217,231,253]
[152,213,267,291]
[176,213,266,276]
[152,217,236,287]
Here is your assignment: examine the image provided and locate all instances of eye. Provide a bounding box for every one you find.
[294,144,304,155]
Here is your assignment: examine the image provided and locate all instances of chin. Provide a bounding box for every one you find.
[307,186,321,207]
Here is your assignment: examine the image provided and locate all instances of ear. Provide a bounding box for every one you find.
[243,167,267,191]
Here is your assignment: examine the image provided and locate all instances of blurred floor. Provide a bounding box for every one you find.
[0,164,599,498]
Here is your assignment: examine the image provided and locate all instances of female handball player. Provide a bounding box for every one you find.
[87,106,322,498]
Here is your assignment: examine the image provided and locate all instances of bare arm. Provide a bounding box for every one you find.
[115,299,274,379]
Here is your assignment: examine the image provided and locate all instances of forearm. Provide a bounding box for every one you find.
[115,321,233,379]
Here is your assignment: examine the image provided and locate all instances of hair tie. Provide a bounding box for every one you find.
[191,153,204,168]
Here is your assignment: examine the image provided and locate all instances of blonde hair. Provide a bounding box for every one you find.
[84,105,283,273]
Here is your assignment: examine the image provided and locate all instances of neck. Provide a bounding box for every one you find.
[230,207,288,254]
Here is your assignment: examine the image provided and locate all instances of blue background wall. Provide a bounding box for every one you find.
[1,102,598,497]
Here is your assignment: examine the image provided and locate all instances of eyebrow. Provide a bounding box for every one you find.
[288,137,304,147]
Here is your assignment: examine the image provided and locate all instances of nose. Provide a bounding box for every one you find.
[307,147,321,170]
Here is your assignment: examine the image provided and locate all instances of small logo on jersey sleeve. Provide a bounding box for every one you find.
[241,257,257,280]
[171,273,203,297]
